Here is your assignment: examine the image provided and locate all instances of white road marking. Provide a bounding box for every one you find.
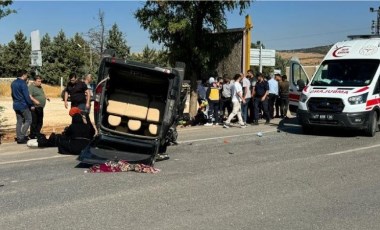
[0,155,72,165]
[326,143,380,156]
[178,130,276,144]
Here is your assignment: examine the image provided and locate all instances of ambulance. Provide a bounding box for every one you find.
[289,35,380,136]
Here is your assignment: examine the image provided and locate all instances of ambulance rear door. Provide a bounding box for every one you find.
[289,57,310,114]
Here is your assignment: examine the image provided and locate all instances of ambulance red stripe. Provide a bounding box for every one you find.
[366,98,380,107]
[289,93,300,101]
[353,86,369,93]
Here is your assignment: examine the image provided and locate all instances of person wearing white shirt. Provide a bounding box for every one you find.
[223,74,247,128]
[267,74,279,119]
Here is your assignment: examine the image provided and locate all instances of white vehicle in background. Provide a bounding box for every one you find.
[290,35,380,136]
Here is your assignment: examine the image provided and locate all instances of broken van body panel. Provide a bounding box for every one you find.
[78,58,185,164]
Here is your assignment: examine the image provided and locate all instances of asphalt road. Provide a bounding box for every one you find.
[1,118,380,230]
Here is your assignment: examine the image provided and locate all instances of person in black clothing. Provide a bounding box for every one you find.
[279,75,290,118]
[28,107,95,155]
[252,72,270,125]
[57,112,95,154]
[64,73,91,113]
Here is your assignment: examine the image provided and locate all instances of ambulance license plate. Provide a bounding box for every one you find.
[311,114,334,120]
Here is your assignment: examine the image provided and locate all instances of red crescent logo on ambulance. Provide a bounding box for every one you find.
[332,46,350,57]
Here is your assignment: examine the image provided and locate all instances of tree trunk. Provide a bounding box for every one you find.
[189,71,198,118]
[189,90,198,118]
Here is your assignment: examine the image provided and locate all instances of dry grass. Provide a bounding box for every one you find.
[278,52,325,66]
[0,82,61,98]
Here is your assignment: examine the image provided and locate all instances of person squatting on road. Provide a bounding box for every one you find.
[11,70,34,144]
[64,73,91,113]
[27,107,95,155]
[57,107,95,154]
[223,74,247,128]
[28,75,50,139]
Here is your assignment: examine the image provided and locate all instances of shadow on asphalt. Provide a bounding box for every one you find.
[277,117,361,138]
[75,162,93,169]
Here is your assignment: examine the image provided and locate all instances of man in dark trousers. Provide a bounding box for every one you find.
[279,75,290,118]
[252,72,270,125]
[205,77,220,126]
[29,75,49,139]
[11,70,35,144]
[63,73,90,113]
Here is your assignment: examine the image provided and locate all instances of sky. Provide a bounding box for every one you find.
[0,1,377,53]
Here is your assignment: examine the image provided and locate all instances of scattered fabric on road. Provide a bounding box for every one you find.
[85,160,160,174]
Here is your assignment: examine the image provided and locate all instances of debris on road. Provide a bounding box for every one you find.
[85,160,160,174]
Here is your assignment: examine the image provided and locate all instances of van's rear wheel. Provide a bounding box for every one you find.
[365,111,378,137]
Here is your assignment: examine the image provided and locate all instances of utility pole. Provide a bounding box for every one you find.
[370,7,380,35]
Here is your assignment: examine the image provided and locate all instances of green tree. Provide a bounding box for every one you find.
[135,1,251,117]
[68,33,89,76]
[251,40,265,49]
[40,32,91,84]
[130,45,169,66]
[0,0,16,20]
[275,53,289,76]
[106,23,130,59]
[42,30,71,84]
[39,33,56,83]
[0,44,4,77]
[2,31,31,76]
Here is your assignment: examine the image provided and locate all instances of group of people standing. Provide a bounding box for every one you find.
[11,70,48,143]
[11,70,95,154]
[197,70,290,128]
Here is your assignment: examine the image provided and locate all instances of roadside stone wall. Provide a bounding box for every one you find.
[215,37,243,79]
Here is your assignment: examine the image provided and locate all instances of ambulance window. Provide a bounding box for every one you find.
[374,79,380,95]
[311,59,379,87]
[292,63,308,91]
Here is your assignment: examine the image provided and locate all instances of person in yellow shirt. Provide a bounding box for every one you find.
[204,77,221,126]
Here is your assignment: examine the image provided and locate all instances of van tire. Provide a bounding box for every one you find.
[365,111,378,137]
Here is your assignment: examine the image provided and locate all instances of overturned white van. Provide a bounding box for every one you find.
[291,35,380,136]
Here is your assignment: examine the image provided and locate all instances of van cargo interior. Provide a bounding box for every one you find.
[101,65,170,138]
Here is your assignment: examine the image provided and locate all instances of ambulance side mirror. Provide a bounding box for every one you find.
[297,79,306,92]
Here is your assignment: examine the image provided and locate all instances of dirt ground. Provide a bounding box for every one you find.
[278,52,325,66]
[0,97,94,143]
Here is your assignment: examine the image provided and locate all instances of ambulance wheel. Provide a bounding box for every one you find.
[301,124,313,135]
[365,111,378,137]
